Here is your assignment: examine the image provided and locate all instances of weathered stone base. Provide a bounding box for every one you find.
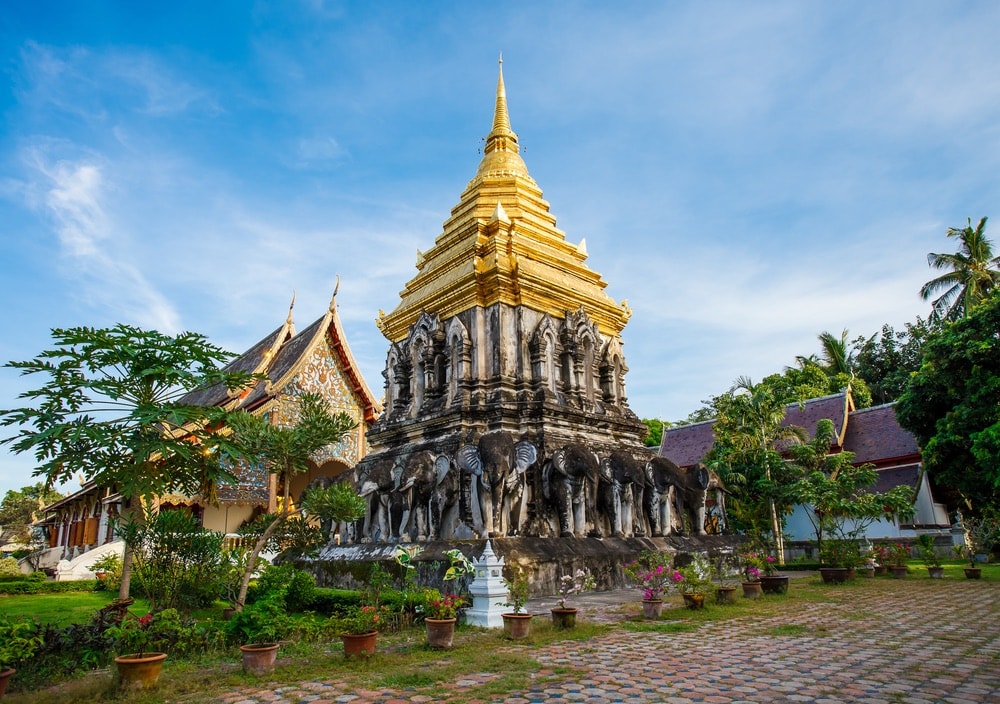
[294,535,744,596]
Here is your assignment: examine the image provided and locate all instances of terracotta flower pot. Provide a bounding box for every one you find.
[239,643,279,675]
[741,581,762,599]
[425,618,457,649]
[340,631,378,658]
[890,566,908,579]
[0,668,15,699]
[874,565,888,576]
[114,652,168,690]
[927,567,945,579]
[964,567,982,579]
[715,586,737,605]
[641,599,664,619]
[550,607,578,629]
[502,613,532,640]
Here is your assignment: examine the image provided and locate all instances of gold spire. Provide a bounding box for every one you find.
[377,58,631,342]
[490,54,513,139]
[477,55,528,179]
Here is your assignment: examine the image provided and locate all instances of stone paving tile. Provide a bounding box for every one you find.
[209,577,999,704]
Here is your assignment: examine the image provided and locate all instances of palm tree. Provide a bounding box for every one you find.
[711,377,807,563]
[817,329,853,376]
[920,216,1000,320]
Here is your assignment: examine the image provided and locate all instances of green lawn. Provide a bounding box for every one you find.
[0,591,152,626]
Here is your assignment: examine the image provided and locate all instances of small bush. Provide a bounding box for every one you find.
[0,556,21,578]
[253,563,317,612]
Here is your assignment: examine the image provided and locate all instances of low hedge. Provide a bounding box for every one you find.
[0,579,99,595]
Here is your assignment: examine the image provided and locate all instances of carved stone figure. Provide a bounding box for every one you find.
[358,457,399,542]
[397,450,461,541]
[456,432,537,538]
[644,457,724,536]
[644,456,676,537]
[545,443,602,538]
[599,450,648,537]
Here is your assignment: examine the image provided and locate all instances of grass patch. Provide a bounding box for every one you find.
[623,620,700,634]
[767,624,810,636]
[0,591,152,626]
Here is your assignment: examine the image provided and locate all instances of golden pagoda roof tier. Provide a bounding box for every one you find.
[377,59,630,342]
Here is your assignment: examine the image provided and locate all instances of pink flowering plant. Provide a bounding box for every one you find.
[556,568,597,609]
[337,604,388,635]
[624,550,682,601]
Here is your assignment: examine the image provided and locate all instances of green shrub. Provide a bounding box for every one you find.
[0,556,21,578]
[308,587,362,616]
[225,595,291,645]
[253,563,317,612]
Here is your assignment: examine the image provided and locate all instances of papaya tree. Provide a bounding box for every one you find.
[0,325,259,598]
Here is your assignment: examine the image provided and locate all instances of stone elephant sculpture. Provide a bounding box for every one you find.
[599,450,649,537]
[644,457,724,536]
[456,432,537,538]
[544,442,602,538]
[397,450,461,541]
[357,457,400,542]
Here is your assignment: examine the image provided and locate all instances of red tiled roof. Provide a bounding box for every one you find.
[843,403,920,466]
[659,419,715,467]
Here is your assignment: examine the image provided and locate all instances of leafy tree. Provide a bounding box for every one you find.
[226,392,361,611]
[788,419,914,563]
[920,216,1000,321]
[0,482,63,545]
[640,418,667,448]
[708,377,807,562]
[851,317,938,405]
[0,325,259,598]
[896,289,1000,513]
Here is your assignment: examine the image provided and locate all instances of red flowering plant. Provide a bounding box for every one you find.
[337,604,388,635]
[421,589,464,620]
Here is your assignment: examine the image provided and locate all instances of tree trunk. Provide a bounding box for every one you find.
[234,479,293,611]
[118,542,134,600]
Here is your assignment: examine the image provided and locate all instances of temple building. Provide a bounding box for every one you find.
[355,59,650,541]
[32,292,381,578]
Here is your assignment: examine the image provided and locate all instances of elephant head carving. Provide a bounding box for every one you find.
[599,450,648,537]
[456,432,537,538]
[398,450,460,541]
[358,457,399,542]
[545,442,602,538]
[644,456,724,536]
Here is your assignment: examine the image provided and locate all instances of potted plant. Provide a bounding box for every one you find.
[818,539,860,584]
[677,556,714,609]
[88,552,121,583]
[739,551,765,599]
[712,552,740,604]
[889,543,910,578]
[0,616,42,698]
[870,543,892,576]
[551,568,597,628]
[109,610,169,689]
[916,535,944,578]
[335,604,387,658]
[962,514,999,578]
[422,589,463,649]
[624,550,677,618]
[225,595,287,675]
[501,566,532,639]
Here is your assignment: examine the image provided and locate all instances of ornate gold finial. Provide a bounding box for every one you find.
[286,291,296,325]
[329,275,341,311]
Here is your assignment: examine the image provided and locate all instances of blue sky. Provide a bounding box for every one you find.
[2,1,1000,496]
